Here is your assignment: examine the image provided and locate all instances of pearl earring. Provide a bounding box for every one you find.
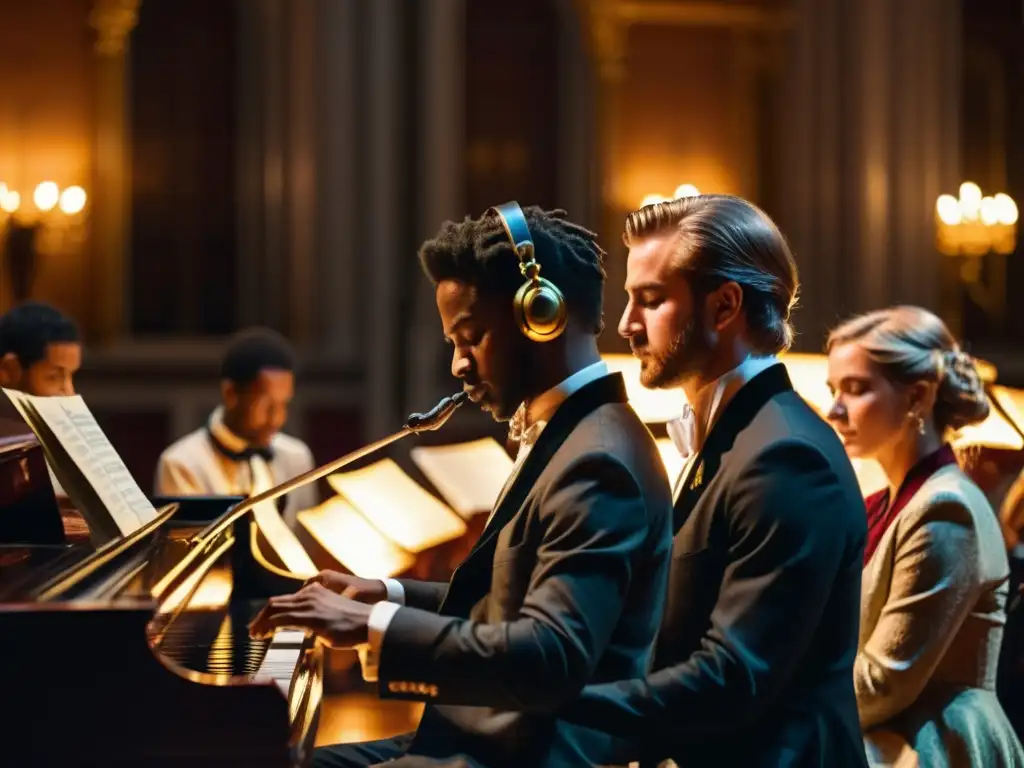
[910,412,926,435]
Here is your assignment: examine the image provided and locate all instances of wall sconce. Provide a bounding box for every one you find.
[936,181,1018,332]
[936,182,1017,257]
[640,184,700,209]
[0,181,88,304]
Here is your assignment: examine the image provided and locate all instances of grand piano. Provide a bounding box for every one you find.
[0,424,322,766]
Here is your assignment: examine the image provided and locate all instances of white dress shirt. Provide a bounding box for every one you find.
[359,360,610,681]
[666,355,779,496]
[154,406,317,527]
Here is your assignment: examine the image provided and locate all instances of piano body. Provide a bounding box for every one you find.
[0,434,323,767]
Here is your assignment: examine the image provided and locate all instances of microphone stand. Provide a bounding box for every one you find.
[152,391,468,600]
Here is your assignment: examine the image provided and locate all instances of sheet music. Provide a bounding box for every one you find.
[249,456,318,577]
[251,500,318,577]
[410,438,514,519]
[10,391,157,535]
[297,497,415,579]
[327,458,467,553]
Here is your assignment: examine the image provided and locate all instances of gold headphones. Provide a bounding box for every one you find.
[490,201,568,342]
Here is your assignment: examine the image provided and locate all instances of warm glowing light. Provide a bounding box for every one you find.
[33,181,59,212]
[936,183,1017,257]
[601,354,683,423]
[640,194,668,208]
[0,189,20,213]
[994,193,1019,226]
[936,194,962,225]
[0,182,7,200]
[58,186,87,215]
[980,196,999,226]
[641,184,701,209]
[959,181,982,219]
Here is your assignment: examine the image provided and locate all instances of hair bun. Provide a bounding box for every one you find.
[935,348,989,431]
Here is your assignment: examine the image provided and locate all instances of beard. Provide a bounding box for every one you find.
[485,338,533,423]
[636,315,712,390]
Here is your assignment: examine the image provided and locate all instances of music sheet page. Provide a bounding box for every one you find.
[16,393,158,536]
[410,437,514,519]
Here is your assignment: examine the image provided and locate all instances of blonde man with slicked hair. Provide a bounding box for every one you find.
[556,195,869,768]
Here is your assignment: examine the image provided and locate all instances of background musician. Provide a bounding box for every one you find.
[251,204,674,768]
[155,327,317,526]
[0,301,80,397]
[0,301,83,531]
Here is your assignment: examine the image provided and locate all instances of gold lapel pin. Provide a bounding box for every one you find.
[689,460,704,490]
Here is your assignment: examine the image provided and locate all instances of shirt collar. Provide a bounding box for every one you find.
[667,355,779,459]
[208,404,277,458]
[209,406,249,453]
[508,360,609,447]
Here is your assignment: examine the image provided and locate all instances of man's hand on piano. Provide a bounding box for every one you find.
[247,583,373,648]
[304,570,388,603]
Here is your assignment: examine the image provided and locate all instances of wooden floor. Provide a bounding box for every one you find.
[315,692,424,747]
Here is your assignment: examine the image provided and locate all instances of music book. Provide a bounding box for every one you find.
[2,388,157,542]
[297,497,415,579]
[410,437,514,519]
[327,458,467,553]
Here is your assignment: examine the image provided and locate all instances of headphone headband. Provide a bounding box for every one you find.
[491,202,534,265]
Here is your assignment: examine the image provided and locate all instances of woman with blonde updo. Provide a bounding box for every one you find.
[826,305,1024,767]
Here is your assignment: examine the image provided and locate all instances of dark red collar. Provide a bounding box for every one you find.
[863,444,957,564]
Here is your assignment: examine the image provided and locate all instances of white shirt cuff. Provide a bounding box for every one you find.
[383,578,405,604]
[358,600,402,683]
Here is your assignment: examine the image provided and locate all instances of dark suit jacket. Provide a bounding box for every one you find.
[376,373,674,768]
[562,363,870,767]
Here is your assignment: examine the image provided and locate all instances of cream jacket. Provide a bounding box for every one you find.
[858,463,1024,767]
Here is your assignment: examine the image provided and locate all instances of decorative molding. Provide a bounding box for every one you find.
[90,0,141,56]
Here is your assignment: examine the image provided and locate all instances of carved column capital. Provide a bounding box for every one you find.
[90,0,141,56]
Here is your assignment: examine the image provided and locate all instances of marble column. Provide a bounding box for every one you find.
[406,0,465,414]
[90,0,140,342]
[777,0,961,350]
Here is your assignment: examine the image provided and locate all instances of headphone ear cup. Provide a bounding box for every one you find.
[514,277,567,342]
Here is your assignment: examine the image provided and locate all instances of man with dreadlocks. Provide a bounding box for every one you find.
[251,205,674,768]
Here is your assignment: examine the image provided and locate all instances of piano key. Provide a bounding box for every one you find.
[253,629,306,695]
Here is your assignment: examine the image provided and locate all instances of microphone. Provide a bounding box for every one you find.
[151,391,470,600]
